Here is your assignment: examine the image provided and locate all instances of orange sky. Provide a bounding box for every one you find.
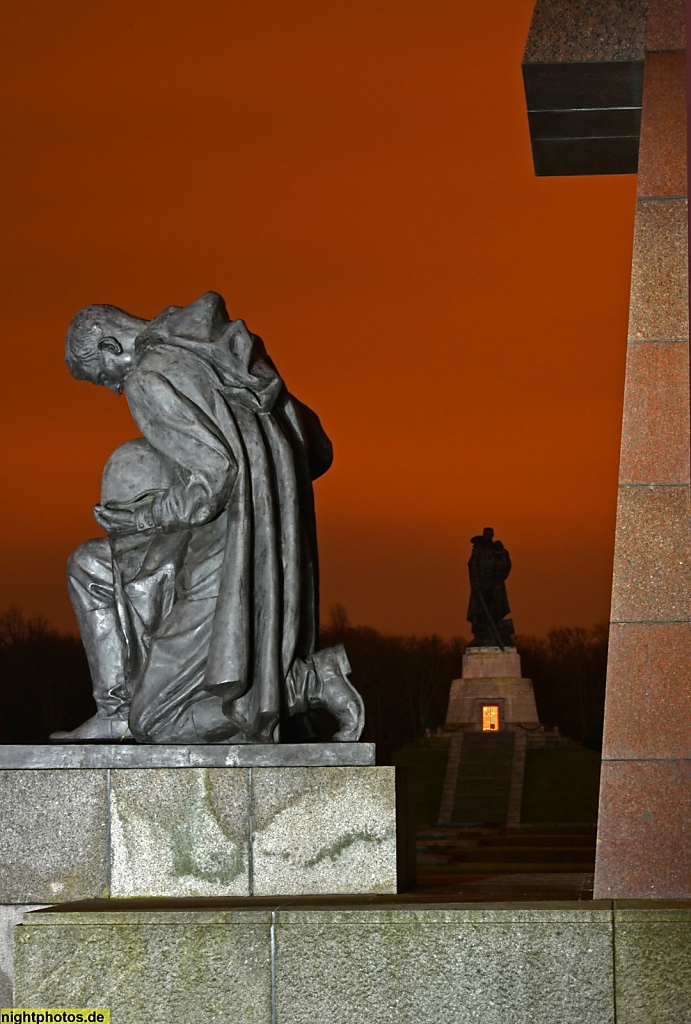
[0,0,637,638]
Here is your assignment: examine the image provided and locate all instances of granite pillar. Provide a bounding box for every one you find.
[594,0,690,899]
[523,0,690,901]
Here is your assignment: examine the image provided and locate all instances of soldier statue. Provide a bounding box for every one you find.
[466,527,514,649]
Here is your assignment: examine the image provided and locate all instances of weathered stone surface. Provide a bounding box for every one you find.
[0,905,45,1008]
[610,484,691,623]
[613,902,691,1024]
[274,904,615,1024]
[602,622,691,760]
[0,743,380,769]
[14,901,691,1023]
[0,770,107,903]
[14,909,272,1024]
[646,0,686,51]
[0,764,408,901]
[110,768,250,897]
[637,53,687,198]
[593,0,688,903]
[251,767,399,895]
[595,761,691,899]
[628,198,689,342]
[461,648,522,679]
[618,341,690,486]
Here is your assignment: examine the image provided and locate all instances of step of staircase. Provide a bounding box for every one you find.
[416,823,597,875]
[451,732,516,825]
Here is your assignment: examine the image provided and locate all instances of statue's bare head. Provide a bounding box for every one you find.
[65,304,147,393]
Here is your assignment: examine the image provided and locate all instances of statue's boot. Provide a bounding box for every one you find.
[50,608,134,743]
[50,713,134,743]
[307,645,365,742]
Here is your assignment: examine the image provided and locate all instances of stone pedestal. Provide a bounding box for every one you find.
[445,647,540,730]
[0,744,412,902]
[0,743,413,1003]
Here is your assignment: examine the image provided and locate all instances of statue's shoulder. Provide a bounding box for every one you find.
[133,344,173,375]
[128,344,194,394]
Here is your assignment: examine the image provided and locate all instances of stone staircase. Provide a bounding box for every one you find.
[416,822,597,877]
[439,730,525,826]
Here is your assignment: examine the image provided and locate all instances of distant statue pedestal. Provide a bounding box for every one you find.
[439,648,540,826]
[445,647,539,732]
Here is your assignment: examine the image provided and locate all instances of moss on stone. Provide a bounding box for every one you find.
[304,830,382,867]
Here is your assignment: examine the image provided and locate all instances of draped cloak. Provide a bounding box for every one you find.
[466,538,511,630]
[111,292,332,743]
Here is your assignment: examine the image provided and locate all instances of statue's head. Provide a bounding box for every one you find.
[65,304,147,393]
[482,527,494,540]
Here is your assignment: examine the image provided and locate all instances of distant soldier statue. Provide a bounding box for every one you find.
[466,527,514,649]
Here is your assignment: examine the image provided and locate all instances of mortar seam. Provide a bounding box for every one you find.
[617,481,690,487]
[610,619,691,624]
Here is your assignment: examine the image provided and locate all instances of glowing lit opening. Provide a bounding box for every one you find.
[482,705,500,731]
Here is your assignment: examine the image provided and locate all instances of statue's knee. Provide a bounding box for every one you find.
[67,538,111,580]
[67,545,88,579]
[69,536,110,577]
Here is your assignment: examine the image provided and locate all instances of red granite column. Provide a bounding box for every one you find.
[593,0,690,899]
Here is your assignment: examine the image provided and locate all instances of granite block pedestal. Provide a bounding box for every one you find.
[0,743,413,1005]
[0,744,411,903]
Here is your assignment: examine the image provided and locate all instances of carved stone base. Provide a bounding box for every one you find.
[0,752,413,904]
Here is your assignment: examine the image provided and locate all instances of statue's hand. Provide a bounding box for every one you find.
[94,504,137,535]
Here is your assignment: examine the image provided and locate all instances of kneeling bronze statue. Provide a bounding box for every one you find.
[52,291,364,745]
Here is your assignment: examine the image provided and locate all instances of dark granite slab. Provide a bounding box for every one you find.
[530,135,639,176]
[522,61,643,176]
[523,60,644,111]
[0,742,382,769]
[528,106,641,140]
[522,0,646,177]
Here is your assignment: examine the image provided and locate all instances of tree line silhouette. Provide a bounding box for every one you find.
[0,605,607,748]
